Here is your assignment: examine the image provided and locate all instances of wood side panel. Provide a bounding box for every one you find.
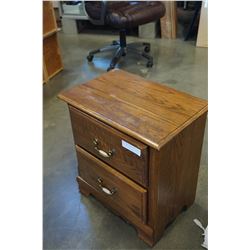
[69,106,148,187]
[43,1,57,37]
[177,112,208,208]
[76,146,147,224]
[148,112,207,241]
[43,59,49,84]
[43,33,63,79]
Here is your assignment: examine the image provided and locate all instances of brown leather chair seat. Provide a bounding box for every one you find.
[85,1,165,29]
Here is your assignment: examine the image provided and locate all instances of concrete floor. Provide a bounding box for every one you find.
[43,32,208,250]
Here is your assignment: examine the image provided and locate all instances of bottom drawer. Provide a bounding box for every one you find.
[76,145,147,224]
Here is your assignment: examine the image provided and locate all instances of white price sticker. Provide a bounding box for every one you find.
[121,140,141,157]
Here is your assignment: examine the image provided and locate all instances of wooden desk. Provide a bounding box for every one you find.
[58,69,208,246]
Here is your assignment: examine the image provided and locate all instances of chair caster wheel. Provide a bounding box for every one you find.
[112,40,119,45]
[146,61,153,68]
[144,46,150,53]
[182,205,188,212]
[87,55,93,62]
[107,66,115,71]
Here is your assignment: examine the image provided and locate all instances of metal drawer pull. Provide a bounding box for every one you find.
[97,177,116,196]
[93,138,114,158]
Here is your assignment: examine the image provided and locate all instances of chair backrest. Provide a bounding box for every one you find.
[84,1,107,25]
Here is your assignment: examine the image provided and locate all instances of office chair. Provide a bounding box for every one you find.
[84,1,166,71]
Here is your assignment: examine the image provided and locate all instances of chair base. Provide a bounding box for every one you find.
[87,30,153,71]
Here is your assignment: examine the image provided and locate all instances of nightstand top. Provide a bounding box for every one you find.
[58,69,207,149]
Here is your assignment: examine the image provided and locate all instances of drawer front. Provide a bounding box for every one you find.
[76,145,147,224]
[69,105,148,187]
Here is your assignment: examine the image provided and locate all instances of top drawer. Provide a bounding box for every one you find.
[69,106,148,187]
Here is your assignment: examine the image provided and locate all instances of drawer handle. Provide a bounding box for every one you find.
[97,177,116,196]
[93,138,114,158]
